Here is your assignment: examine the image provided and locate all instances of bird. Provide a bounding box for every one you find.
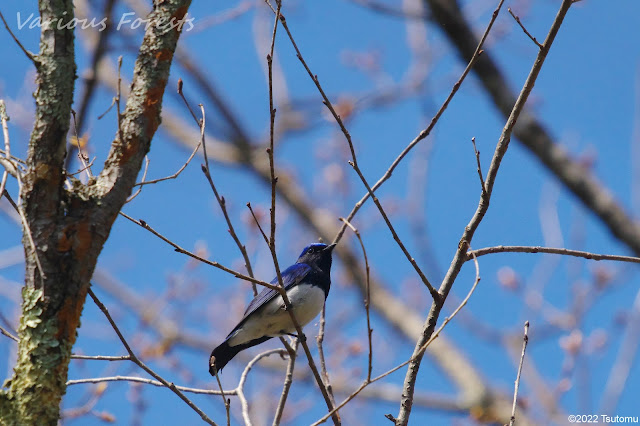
[209,242,336,375]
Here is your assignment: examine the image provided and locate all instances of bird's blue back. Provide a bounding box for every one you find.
[226,263,312,338]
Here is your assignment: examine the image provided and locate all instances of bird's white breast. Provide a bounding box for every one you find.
[227,283,326,346]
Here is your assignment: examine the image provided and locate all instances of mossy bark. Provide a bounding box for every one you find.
[0,0,192,423]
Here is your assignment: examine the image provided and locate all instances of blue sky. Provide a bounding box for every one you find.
[1,0,640,424]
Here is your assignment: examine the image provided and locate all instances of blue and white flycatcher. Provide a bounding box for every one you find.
[209,243,336,375]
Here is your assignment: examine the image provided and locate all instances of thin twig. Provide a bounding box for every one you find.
[273,339,299,426]
[271,11,437,299]
[175,84,257,291]
[312,251,483,426]
[70,355,130,361]
[332,0,499,252]
[118,212,280,291]
[67,0,116,173]
[133,140,200,187]
[97,97,116,120]
[0,149,26,165]
[70,109,93,179]
[3,188,45,281]
[407,252,482,376]
[246,202,270,245]
[177,78,201,125]
[316,304,337,410]
[0,158,17,179]
[510,321,530,426]
[213,367,231,426]
[115,56,125,147]
[0,10,36,62]
[66,157,96,177]
[0,324,18,342]
[87,287,216,425]
[0,100,11,203]
[471,137,487,198]
[126,156,150,202]
[340,218,373,381]
[67,376,237,395]
[508,7,543,49]
[237,348,288,426]
[267,1,280,253]
[467,245,640,264]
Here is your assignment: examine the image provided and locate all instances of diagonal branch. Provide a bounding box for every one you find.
[88,288,216,425]
[272,10,438,299]
[0,10,37,63]
[509,321,530,426]
[425,0,640,258]
[395,1,574,424]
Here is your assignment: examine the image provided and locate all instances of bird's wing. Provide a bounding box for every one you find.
[229,263,312,333]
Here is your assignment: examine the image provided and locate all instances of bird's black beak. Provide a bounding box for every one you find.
[325,243,337,252]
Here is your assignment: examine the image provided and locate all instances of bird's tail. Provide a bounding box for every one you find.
[209,336,272,375]
[209,341,241,375]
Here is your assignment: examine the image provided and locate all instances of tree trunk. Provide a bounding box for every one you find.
[0,0,192,423]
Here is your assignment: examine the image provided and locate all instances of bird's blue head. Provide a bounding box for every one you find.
[296,243,336,273]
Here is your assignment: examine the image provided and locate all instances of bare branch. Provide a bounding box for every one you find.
[87,288,216,425]
[313,250,483,426]
[133,137,200,187]
[246,202,271,245]
[2,188,45,280]
[237,348,288,426]
[0,10,36,62]
[263,3,341,422]
[0,104,40,282]
[471,137,487,198]
[510,321,530,426]
[340,218,373,381]
[272,10,437,298]
[468,245,640,264]
[315,304,338,415]
[212,365,230,426]
[66,0,116,172]
[508,7,543,49]
[0,324,18,342]
[395,1,573,423]
[118,212,280,292]
[70,109,93,179]
[427,0,640,258]
[0,100,12,203]
[333,0,500,249]
[174,92,257,290]
[273,339,299,426]
[67,376,237,396]
[70,355,130,361]
[92,39,512,422]
[126,156,149,202]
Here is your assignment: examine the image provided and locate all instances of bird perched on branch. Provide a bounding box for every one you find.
[209,243,336,375]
